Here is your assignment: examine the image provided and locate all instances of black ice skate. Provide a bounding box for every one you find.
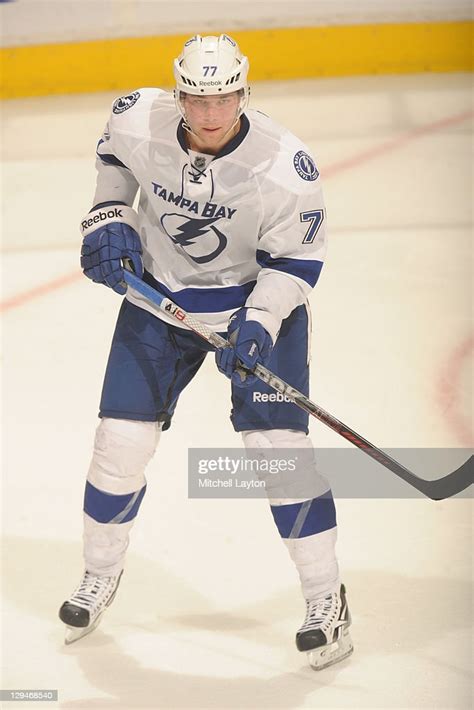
[59,570,123,644]
[296,583,353,670]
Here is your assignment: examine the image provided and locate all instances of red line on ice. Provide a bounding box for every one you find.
[0,270,82,312]
[436,334,474,447]
[321,109,473,178]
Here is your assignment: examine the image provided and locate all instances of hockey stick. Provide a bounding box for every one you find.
[123,270,473,501]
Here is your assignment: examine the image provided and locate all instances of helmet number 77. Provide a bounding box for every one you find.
[300,209,324,244]
[203,65,218,76]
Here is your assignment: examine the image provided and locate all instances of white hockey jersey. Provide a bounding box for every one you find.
[93,88,327,341]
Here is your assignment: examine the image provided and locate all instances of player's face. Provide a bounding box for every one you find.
[183,92,241,153]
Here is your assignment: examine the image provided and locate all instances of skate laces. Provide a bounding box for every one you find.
[301,592,338,631]
[70,571,117,610]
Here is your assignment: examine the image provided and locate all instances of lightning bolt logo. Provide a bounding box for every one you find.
[160,214,228,264]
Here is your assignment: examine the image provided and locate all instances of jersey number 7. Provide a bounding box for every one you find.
[300,209,324,244]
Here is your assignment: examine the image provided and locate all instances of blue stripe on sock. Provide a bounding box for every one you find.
[84,480,146,524]
[270,491,336,538]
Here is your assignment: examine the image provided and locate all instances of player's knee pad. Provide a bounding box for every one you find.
[85,418,161,525]
[242,428,331,503]
[87,418,161,494]
[242,428,335,539]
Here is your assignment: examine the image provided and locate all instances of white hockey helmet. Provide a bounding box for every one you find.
[174,33,249,100]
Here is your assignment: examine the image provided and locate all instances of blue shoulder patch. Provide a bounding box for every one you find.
[112,91,141,115]
[293,150,319,182]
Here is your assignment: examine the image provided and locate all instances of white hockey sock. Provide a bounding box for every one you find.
[83,418,160,575]
[284,527,340,600]
[242,428,340,599]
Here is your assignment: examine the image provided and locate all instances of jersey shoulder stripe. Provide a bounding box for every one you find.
[96,138,129,169]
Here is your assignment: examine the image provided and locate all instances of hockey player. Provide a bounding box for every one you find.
[59,34,353,670]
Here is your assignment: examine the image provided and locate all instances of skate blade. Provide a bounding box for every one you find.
[307,628,354,671]
[64,614,104,645]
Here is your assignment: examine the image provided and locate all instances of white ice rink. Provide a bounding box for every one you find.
[2,73,473,709]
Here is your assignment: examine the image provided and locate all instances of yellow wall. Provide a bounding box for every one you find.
[1,22,472,99]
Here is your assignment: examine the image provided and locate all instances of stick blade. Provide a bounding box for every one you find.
[426,455,473,501]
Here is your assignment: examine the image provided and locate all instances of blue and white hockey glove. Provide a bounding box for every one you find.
[80,203,143,295]
[216,308,273,388]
